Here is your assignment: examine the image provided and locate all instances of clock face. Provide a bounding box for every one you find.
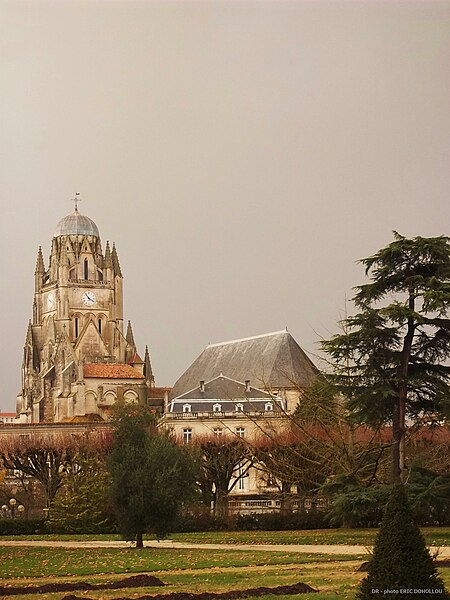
[47,293,54,310]
[82,291,96,306]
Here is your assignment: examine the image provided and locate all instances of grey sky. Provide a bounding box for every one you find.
[1,1,449,411]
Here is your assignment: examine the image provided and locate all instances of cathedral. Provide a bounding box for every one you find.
[16,202,155,423]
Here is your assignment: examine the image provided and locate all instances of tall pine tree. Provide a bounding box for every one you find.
[323,233,450,482]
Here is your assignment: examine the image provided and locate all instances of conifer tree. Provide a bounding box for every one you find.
[323,233,450,482]
[357,484,448,599]
[108,405,196,547]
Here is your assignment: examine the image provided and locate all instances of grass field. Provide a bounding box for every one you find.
[1,526,449,546]
[0,546,366,600]
[0,543,448,600]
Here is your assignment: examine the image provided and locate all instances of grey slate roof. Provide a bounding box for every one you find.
[54,210,100,238]
[170,330,318,400]
[170,375,281,413]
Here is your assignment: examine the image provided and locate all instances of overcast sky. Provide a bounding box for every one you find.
[1,0,449,412]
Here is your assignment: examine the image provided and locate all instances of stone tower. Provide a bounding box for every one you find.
[16,204,155,423]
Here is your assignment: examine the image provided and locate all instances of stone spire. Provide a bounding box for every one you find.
[35,246,45,274]
[104,241,112,268]
[126,320,136,349]
[111,243,122,277]
[144,345,155,387]
[34,246,45,294]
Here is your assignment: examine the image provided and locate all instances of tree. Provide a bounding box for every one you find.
[323,233,450,482]
[252,377,389,515]
[108,405,196,547]
[194,435,252,518]
[48,454,113,533]
[0,430,110,509]
[357,484,447,599]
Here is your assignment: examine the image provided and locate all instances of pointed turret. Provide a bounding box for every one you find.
[35,247,45,274]
[104,240,113,282]
[104,241,112,267]
[126,320,136,349]
[144,345,155,387]
[111,243,122,277]
[34,247,45,293]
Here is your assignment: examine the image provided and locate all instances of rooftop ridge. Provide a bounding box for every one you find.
[206,329,288,348]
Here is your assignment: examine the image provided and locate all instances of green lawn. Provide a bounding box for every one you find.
[1,527,448,546]
[0,545,448,600]
[0,546,361,579]
[173,527,450,547]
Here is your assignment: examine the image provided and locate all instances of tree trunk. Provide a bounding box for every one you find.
[215,490,229,519]
[136,531,144,548]
[392,399,402,484]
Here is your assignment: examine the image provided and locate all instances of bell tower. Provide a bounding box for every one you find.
[17,199,154,423]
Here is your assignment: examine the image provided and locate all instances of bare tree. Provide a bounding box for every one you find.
[194,434,253,518]
[0,429,112,509]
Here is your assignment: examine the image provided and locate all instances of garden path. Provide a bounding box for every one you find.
[0,540,449,557]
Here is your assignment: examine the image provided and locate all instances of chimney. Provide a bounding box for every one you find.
[245,380,251,393]
[200,380,205,393]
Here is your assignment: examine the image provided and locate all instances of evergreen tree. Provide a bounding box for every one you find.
[323,233,450,482]
[357,484,448,599]
[108,405,196,547]
[48,454,112,533]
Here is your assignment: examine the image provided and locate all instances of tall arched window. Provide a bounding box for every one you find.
[74,317,79,339]
[84,258,88,280]
[98,318,102,335]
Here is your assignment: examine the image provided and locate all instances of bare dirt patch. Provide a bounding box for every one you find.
[59,583,318,600]
[0,574,165,596]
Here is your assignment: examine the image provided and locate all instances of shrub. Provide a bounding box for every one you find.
[235,509,328,531]
[326,485,390,528]
[357,484,448,600]
[0,519,46,535]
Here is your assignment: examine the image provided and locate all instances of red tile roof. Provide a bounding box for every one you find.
[84,363,144,379]
[128,352,144,364]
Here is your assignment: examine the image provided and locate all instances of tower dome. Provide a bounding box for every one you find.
[53,210,100,238]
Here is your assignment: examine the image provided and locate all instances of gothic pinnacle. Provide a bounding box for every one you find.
[126,320,136,349]
[111,243,123,277]
[35,246,45,273]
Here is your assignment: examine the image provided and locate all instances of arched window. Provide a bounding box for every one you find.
[98,319,102,335]
[235,403,244,412]
[124,390,138,403]
[84,258,88,280]
[183,404,192,413]
[265,402,273,412]
[213,403,222,413]
[74,317,79,339]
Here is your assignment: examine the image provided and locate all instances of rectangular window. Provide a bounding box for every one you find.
[236,427,245,438]
[183,428,192,444]
[237,463,246,491]
[213,427,223,436]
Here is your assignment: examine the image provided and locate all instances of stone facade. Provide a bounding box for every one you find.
[16,207,155,423]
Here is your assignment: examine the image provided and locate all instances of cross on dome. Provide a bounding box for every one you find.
[72,192,81,212]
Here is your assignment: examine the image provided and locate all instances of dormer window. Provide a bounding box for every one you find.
[235,403,244,412]
[265,402,273,412]
[213,403,222,413]
[183,404,192,413]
